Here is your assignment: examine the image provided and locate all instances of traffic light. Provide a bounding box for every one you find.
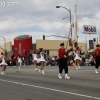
[43,35,45,40]
[74,42,78,47]
[69,39,72,46]
[93,38,96,42]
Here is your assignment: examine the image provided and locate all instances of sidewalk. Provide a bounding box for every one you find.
[2,65,100,79]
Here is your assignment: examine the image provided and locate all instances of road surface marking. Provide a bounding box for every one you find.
[0,79,100,100]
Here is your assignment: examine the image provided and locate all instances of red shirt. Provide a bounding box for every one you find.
[58,48,67,58]
[94,48,100,57]
[12,57,17,62]
[7,59,11,62]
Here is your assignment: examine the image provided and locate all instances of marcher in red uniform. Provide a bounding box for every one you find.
[58,43,70,79]
[94,44,100,74]
[12,56,17,67]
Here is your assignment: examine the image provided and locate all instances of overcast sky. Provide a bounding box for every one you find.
[0,0,100,45]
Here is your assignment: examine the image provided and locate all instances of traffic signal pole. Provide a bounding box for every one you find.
[43,35,69,40]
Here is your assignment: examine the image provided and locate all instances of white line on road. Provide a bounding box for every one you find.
[0,79,100,100]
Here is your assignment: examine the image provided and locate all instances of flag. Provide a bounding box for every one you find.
[99,35,100,43]
[97,37,98,43]
[71,5,78,45]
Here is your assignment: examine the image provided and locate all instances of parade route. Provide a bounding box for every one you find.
[0,65,100,100]
[0,0,100,100]
[5,65,100,79]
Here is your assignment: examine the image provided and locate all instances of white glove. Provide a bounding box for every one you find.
[64,55,66,58]
[65,50,67,52]
[57,56,60,59]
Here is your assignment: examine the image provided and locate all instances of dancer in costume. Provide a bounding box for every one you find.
[38,48,46,74]
[17,55,22,69]
[0,52,8,75]
[58,43,70,79]
[32,50,38,71]
[74,46,82,69]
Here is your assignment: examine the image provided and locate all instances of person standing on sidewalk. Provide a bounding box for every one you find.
[32,50,38,71]
[0,52,8,75]
[94,44,100,74]
[58,43,70,79]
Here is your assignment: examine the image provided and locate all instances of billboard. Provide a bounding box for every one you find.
[83,25,96,34]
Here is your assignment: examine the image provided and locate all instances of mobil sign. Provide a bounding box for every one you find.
[83,25,96,34]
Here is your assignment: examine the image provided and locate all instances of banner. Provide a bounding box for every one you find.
[71,5,78,44]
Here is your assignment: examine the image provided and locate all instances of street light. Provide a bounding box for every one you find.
[56,6,72,38]
[62,17,70,20]
[0,36,6,51]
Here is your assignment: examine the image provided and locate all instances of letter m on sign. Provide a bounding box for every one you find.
[84,27,88,32]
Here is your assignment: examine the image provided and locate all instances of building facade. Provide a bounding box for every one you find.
[36,39,87,56]
[0,39,98,58]
[14,35,32,57]
[0,41,12,57]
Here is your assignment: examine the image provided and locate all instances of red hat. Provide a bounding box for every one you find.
[1,52,4,55]
[39,48,43,51]
[60,43,64,46]
[34,50,36,53]
[75,46,79,49]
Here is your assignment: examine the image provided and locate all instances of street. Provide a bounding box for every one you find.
[0,65,100,100]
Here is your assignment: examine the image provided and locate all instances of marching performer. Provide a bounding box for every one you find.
[17,55,22,69]
[94,44,100,74]
[12,56,17,67]
[32,50,38,71]
[38,48,46,74]
[74,46,82,69]
[58,43,70,79]
[0,52,8,75]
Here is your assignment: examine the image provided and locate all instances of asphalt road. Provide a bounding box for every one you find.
[0,65,100,100]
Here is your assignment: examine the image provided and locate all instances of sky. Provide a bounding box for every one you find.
[0,0,100,46]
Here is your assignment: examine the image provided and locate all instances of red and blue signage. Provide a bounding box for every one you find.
[83,25,96,34]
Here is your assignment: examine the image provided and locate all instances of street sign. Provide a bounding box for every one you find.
[89,40,94,49]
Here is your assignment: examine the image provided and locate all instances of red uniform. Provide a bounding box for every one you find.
[58,47,68,74]
[12,57,17,66]
[94,48,100,69]
[12,57,17,62]
[58,48,68,58]
[94,48,100,57]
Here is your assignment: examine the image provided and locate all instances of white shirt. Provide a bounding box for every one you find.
[32,54,37,60]
[18,57,22,63]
